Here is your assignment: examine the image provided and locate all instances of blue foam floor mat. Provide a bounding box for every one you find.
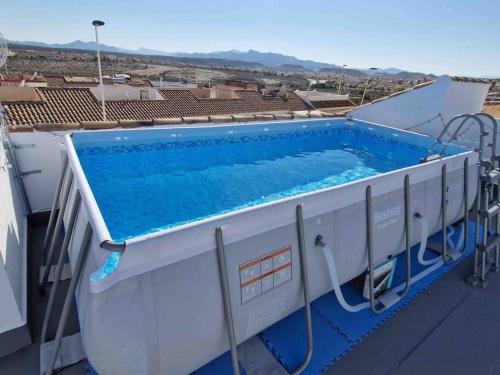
[195,221,476,375]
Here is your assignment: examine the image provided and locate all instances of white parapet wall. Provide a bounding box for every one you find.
[348,75,491,142]
[9,131,67,213]
[0,128,30,356]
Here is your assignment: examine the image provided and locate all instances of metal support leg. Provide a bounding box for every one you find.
[472,164,482,281]
[39,170,73,289]
[45,223,92,375]
[495,177,500,272]
[41,155,68,258]
[473,182,481,276]
[40,191,81,345]
[366,177,411,315]
[215,227,240,375]
[441,164,449,264]
[215,206,313,375]
[480,186,490,287]
[464,158,469,254]
[292,204,313,375]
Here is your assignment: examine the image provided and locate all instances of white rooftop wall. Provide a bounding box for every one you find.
[9,132,66,213]
[0,128,27,339]
[348,75,490,141]
[90,85,164,101]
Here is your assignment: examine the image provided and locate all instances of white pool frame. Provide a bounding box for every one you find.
[61,118,477,375]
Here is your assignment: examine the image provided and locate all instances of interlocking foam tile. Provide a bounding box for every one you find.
[259,308,350,375]
[85,361,98,375]
[194,351,247,375]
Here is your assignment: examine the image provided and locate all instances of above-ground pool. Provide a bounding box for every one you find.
[63,118,478,375]
[73,119,460,241]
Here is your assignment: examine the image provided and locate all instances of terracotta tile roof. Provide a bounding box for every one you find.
[4,88,102,126]
[2,87,309,128]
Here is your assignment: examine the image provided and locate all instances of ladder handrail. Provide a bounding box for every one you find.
[473,112,498,167]
[423,113,486,164]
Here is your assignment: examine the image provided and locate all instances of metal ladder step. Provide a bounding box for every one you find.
[377,289,401,309]
[482,169,500,183]
[420,154,443,163]
[478,234,500,253]
[481,202,500,220]
[425,240,463,261]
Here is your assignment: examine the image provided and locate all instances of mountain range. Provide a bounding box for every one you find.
[7,39,432,78]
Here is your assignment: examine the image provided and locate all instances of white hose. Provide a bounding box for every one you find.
[447,225,456,249]
[319,243,371,312]
[318,212,456,313]
[455,222,465,252]
[415,213,439,266]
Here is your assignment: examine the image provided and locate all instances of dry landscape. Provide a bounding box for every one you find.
[3,44,435,104]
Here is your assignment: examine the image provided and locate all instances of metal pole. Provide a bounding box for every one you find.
[337,65,346,95]
[496,180,500,272]
[41,192,81,344]
[366,180,411,315]
[93,22,106,121]
[441,164,448,263]
[215,227,240,375]
[473,166,482,277]
[360,77,370,106]
[39,171,73,289]
[42,155,68,259]
[464,157,469,253]
[480,185,489,283]
[293,204,313,375]
[45,223,92,375]
[403,175,411,295]
[366,185,377,313]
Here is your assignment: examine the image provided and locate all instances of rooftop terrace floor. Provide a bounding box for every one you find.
[1,215,500,375]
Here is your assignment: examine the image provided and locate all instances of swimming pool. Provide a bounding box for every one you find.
[62,118,477,375]
[73,119,460,241]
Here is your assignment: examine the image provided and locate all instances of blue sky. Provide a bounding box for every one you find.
[1,0,499,76]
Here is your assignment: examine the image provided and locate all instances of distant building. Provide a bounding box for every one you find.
[44,76,99,88]
[149,80,197,89]
[224,79,258,91]
[295,90,355,109]
[0,75,48,88]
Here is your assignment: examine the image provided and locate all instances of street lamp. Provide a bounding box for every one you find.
[361,67,377,105]
[92,20,106,121]
[337,64,347,95]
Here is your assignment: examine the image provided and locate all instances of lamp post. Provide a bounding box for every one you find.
[92,20,106,121]
[361,67,377,105]
[337,64,347,95]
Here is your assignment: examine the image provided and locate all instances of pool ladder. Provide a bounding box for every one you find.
[465,113,500,287]
[422,112,500,287]
[38,158,123,375]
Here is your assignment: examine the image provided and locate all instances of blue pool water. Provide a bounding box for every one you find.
[73,120,459,242]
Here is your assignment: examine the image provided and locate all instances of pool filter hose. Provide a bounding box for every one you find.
[316,212,463,313]
[316,236,371,312]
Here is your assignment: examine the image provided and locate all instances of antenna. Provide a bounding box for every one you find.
[0,32,9,75]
